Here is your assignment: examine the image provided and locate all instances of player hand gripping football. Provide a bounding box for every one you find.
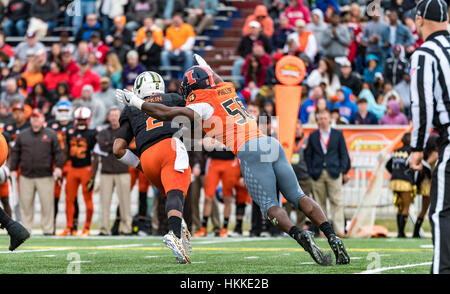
[115,89,144,110]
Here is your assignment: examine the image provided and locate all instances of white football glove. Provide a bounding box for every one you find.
[115,89,144,110]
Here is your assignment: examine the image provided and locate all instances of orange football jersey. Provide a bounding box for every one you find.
[186,82,263,154]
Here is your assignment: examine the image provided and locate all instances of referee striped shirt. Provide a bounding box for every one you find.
[410,30,450,151]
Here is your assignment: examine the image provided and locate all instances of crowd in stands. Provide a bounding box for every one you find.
[0,0,436,236]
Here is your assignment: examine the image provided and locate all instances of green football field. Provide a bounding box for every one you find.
[0,235,434,274]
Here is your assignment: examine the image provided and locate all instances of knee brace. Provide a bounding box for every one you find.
[236,203,246,216]
[165,190,184,215]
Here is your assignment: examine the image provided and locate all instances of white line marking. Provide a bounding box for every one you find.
[70,261,91,264]
[194,238,269,244]
[300,262,315,265]
[144,256,159,258]
[41,255,56,257]
[358,262,432,274]
[96,244,143,249]
[244,256,259,259]
[420,245,434,249]
[0,248,69,254]
[191,261,206,264]
[351,257,362,260]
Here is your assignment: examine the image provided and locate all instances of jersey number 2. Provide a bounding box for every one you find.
[146,117,163,131]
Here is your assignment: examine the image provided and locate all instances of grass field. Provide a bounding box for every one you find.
[0,235,434,274]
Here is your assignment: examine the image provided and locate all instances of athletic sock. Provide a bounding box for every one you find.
[168,216,182,239]
[223,218,229,229]
[414,217,424,237]
[397,214,407,237]
[235,219,243,232]
[289,226,302,242]
[0,207,12,229]
[202,216,208,228]
[319,221,336,240]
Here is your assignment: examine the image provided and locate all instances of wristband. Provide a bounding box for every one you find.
[117,149,140,168]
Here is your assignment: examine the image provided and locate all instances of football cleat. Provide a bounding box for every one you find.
[219,228,228,238]
[163,231,191,264]
[297,230,332,266]
[5,221,30,251]
[193,226,207,237]
[181,219,192,255]
[328,235,350,265]
[57,228,78,237]
[78,229,90,237]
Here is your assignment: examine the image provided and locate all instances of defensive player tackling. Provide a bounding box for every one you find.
[115,56,350,266]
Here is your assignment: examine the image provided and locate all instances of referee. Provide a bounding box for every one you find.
[409,0,450,274]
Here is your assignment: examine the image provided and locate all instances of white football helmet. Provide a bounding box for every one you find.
[73,107,91,130]
[133,71,165,99]
[54,101,73,122]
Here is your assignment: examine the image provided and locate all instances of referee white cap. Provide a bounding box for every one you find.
[416,0,448,22]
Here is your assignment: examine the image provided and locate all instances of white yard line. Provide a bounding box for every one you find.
[0,248,69,254]
[244,256,259,259]
[358,262,432,274]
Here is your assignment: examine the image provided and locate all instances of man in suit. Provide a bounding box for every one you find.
[305,110,351,237]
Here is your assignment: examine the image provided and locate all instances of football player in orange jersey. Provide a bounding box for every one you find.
[0,133,29,251]
[116,58,350,266]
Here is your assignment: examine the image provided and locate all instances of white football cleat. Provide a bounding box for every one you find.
[163,231,191,264]
[181,219,192,256]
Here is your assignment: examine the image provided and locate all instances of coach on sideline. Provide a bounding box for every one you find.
[10,109,64,235]
[409,0,450,274]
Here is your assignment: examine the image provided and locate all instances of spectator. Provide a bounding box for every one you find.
[3,0,30,37]
[17,78,29,99]
[157,0,186,28]
[394,72,411,117]
[358,85,386,120]
[338,58,362,95]
[332,86,357,123]
[306,9,328,49]
[242,41,272,88]
[265,52,284,86]
[26,82,54,113]
[243,4,274,38]
[59,31,76,56]
[137,30,162,72]
[98,0,128,37]
[314,0,340,15]
[161,13,196,77]
[299,85,332,123]
[48,43,62,64]
[10,109,64,235]
[93,77,122,111]
[75,13,103,44]
[380,100,409,125]
[97,107,132,236]
[107,16,133,47]
[306,58,341,97]
[363,54,383,84]
[285,19,317,62]
[21,62,44,92]
[272,15,294,52]
[0,31,15,59]
[89,31,110,65]
[74,41,90,65]
[187,0,219,35]
[44,61,70,91]
[0,78,25,105]
[69,59,101,99]
[350,98,379,125]
[283,0,311,27]
[135,17,165,48]
[125,0,158,33]
[122,51,146,90]
[330,108,348,125]
[404,16,423,53]
[383,44,408,86]
[305,110,350,237]
[307,97,330,125]
[321,11,351,59]
[15,32,45,64]
[73,1,98,35]
[0,101,14,125]
[104,53,123,89]
[72,85,105,129]
[108,35,132,66]
[381,10,414,58]
[362,13,388,63]
[87,53,106,76]
[30,0,59,33]
[55,82,71,101]
[61,49,79,77]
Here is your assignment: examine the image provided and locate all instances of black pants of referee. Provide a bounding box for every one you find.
[429,145,450,274]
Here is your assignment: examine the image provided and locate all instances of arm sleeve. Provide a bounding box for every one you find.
[117,119,134,144]
[186,103,214,120]
[410,50,435,151]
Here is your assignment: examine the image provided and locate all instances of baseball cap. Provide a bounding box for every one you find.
[12,103,25,111]
[338,57,351,67]
[90,31,101,39]
[375,72,384,80]
[393,44,402,53]
[249,21,261,28]
[295,19,306,27]
[31,109,44,118]
[416,0,448,22]
[26,31,36,38]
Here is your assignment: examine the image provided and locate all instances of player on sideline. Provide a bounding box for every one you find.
[113,71,192,264]
[0,133,29,251]
[116,57,350,266]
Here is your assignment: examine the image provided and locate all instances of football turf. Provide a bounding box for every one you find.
[0,235,434,274]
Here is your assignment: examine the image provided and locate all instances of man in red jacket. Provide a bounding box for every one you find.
[69,59,101,99]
